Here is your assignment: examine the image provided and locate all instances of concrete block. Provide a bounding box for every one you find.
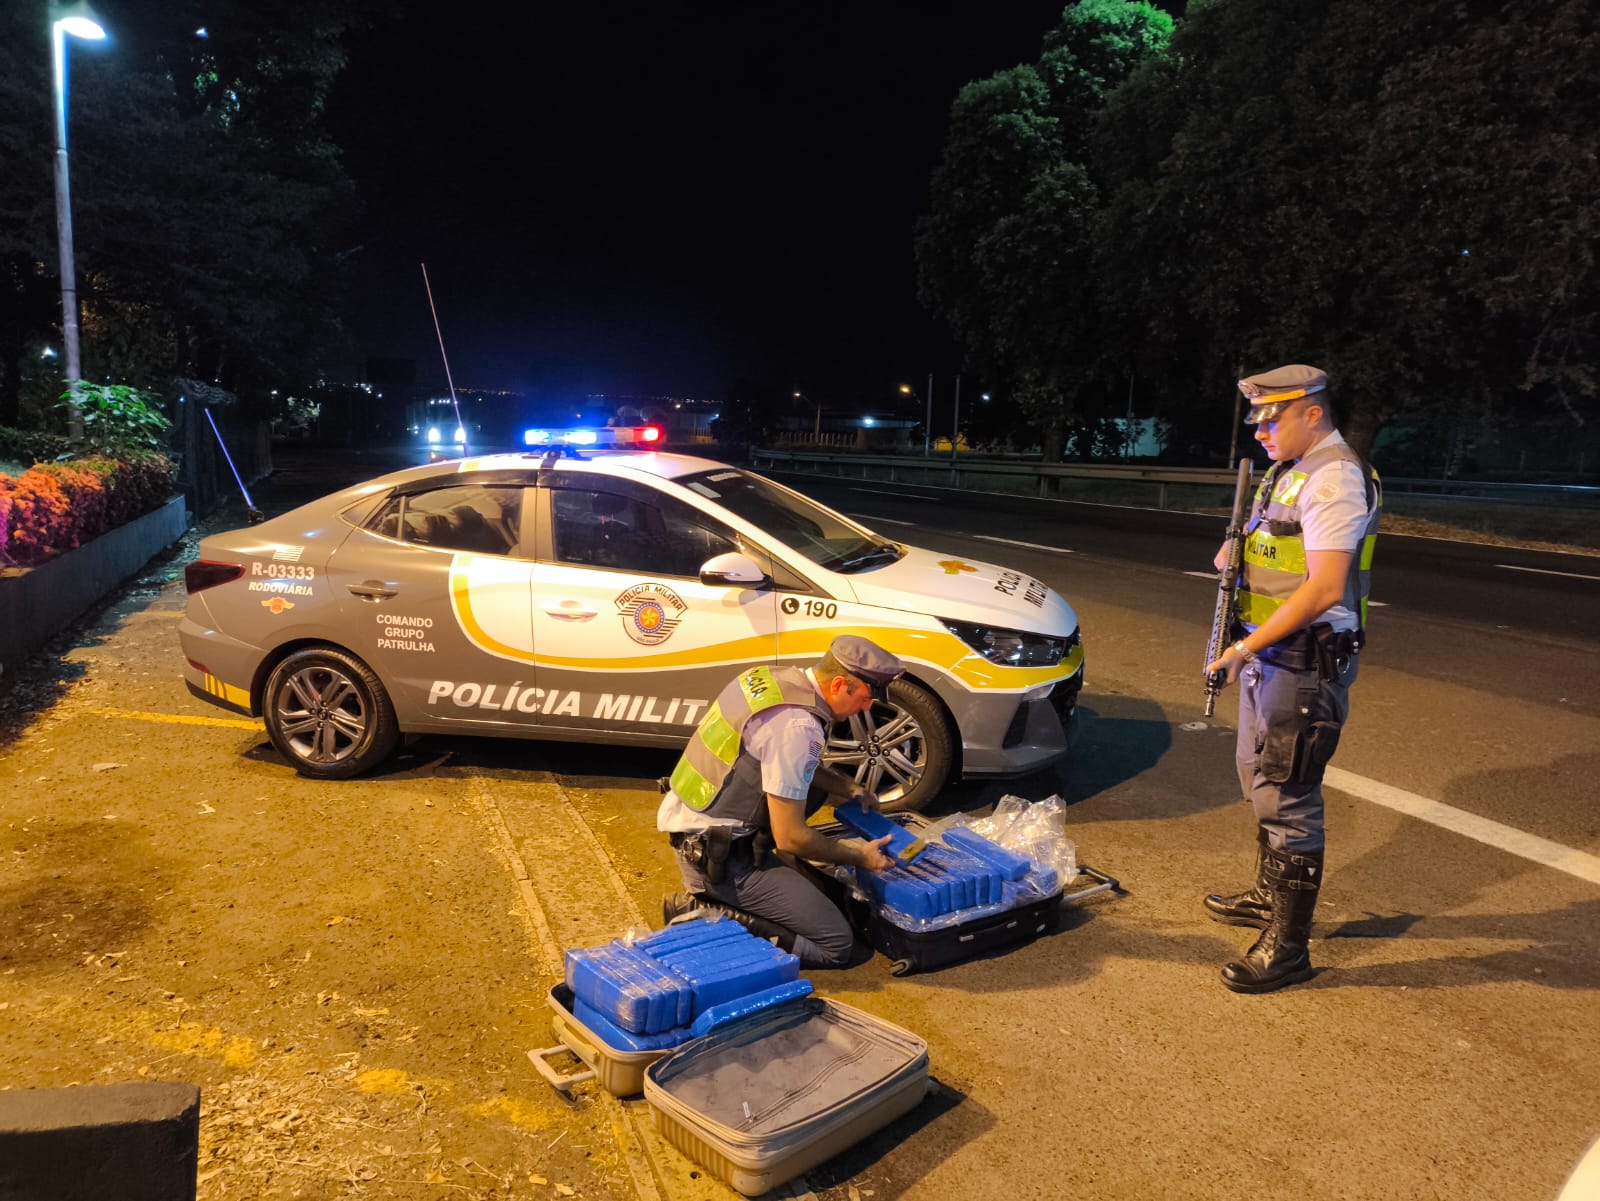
[0,1081,200,1201]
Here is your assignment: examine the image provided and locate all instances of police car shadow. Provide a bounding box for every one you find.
[238,737,474,781]
[394,736,679,786]
[925,694,1185,819]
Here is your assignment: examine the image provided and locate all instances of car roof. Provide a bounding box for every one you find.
[380,449,734,490]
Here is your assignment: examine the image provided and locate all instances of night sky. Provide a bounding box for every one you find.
[327,3,1078,404]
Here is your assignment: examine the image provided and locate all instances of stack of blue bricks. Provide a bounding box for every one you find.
[566,918,800,1053]
[857,825,1056,921]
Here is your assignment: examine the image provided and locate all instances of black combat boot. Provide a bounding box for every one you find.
[660,892,797,951]
[1220,843,1323,994]
[1203,828,1273,929]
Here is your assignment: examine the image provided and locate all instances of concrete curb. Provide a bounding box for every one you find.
[0,1081,200,1201]
[0,496,189,673]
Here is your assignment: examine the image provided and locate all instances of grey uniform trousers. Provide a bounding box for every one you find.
[1235,653,1358,853]
[675,848,856,968]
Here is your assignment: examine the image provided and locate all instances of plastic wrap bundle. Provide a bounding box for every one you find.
[564,915,800,1052]
[955,794,1077,886]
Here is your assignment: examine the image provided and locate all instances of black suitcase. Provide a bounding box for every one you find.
[815,812,1119,976]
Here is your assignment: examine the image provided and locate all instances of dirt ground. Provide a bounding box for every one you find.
[0,527,712,1201]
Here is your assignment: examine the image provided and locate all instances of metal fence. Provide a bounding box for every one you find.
[749,448,1600,510]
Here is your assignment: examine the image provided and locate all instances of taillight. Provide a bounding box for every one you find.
[185,560,244,594]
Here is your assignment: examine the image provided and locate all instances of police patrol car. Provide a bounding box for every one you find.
[180,427,1084,811]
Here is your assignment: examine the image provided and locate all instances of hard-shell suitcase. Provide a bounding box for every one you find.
[643,986,929,1196]
[530,983,678,1097]
[819,812,1119,975]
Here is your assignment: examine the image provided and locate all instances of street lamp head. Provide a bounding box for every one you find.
[52,2,107,39]
[898,384,912,394]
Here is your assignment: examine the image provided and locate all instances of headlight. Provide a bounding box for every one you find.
[943,619,1078,667]
[426,427,441,444]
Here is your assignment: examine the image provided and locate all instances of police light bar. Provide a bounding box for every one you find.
[522,424,664,448]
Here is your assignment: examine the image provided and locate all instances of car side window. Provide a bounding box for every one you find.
[369,485,522,555]
[551,487,737,577]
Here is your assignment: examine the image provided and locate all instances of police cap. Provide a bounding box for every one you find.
[1239,364,1328,424]
[820,635,904,700]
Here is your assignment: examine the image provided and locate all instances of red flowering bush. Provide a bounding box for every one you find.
[0,452,175,568]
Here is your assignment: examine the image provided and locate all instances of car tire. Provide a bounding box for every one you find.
[263,647,400,780]
[825,678,953,814]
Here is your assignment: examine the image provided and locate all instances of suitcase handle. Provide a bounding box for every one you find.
[527,1044,596,1094]
[1063,864,1120,905]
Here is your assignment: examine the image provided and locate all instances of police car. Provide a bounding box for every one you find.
[180,428,1084,811]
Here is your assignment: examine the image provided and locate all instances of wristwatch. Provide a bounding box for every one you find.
[1231,640,1258,663]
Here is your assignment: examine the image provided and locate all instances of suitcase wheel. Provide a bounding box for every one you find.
[890,958,914,977]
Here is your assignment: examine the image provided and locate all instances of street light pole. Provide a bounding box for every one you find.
[50,2,106,444]
[951,373,960,462]
[924,373,933,457]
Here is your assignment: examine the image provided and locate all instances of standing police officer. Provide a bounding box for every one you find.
[657,635,902,967]
[1203,364,1381,993]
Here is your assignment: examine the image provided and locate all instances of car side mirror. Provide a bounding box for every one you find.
[699,551,772,590]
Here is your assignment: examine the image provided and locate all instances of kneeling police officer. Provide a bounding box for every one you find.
[657,635,902,967]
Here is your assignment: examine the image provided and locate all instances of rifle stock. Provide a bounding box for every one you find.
[1204,458,1253,716]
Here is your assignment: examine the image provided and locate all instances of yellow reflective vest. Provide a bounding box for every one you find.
[667,665,832,825]
[1238,439,1381,634]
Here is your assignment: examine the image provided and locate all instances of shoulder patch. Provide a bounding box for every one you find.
[1314,478,1340,503]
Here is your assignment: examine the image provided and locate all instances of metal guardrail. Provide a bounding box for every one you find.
[749,449,1600,509]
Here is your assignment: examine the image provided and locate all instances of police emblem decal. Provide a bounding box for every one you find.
[261,597,296,615]
[615,582,686,645]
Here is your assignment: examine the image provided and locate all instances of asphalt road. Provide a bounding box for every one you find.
[4,446,1596,1201]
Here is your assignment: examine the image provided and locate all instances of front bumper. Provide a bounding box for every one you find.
[957,668,1083,779]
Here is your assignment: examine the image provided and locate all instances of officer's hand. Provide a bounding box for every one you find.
[850,785,881,813]
[1213,542,1229,572]
[857,834,895,873]
[1204,646,1246,688]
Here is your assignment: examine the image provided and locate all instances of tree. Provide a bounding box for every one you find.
[916,1,1173,460]
[0,0,380,430]
[1095,0,1600,464]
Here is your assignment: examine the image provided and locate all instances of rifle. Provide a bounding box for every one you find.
[1204,458,1254,716]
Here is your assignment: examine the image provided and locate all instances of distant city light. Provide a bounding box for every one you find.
[863,416,877,427]
[41,346,57,358]
[195,26,208,37]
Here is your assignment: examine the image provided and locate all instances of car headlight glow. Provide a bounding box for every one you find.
[426,427,441,444]
[942,619,1077,667]
[453,426,467,444]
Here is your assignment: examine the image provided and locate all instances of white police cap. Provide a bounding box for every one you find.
[1239,364,1328,424]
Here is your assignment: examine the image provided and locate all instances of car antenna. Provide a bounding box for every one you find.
[420,262,466,452]
[204,407,264,525]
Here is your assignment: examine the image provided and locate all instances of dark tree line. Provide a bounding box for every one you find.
[917,0,1600,474]
[0,0,386,431]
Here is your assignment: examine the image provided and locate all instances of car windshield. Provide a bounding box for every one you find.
[677,468,901,572]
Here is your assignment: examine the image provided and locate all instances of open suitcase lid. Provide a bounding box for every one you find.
[645,983,928,1147]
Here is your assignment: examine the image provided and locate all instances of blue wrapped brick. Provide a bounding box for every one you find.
[565,916,802,1050]
[943,826,1032,881]
[566,943,690,1035]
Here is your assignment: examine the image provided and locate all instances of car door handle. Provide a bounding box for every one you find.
[347,580,398,600]
[541,601,598,620]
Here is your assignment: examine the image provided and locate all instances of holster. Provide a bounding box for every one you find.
[1311,622,1362,682]
[703,825,733,884]
[751,829,774,868]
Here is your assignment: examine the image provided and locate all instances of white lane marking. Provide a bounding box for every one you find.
[1496,563,1600,582]
[973,535,1073,554]
[848,487,935,500]
[1324,766,1600,887]
[847,513,915,526]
